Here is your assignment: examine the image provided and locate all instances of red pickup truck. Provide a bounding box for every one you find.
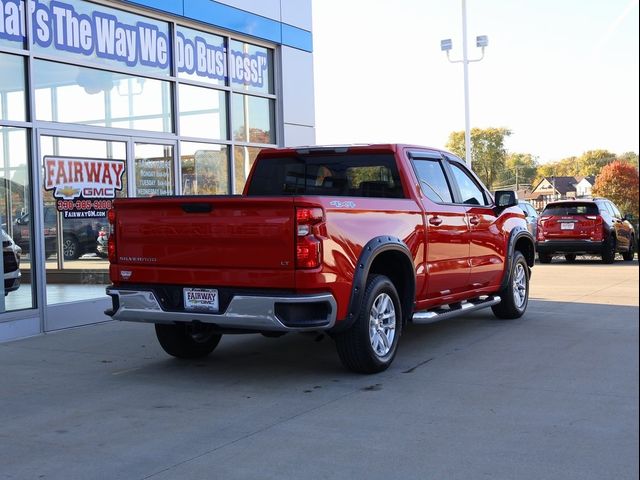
[105,145,535,373]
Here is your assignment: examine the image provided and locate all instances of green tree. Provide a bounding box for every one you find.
[496,153,539,188]
[576,150,616,176]
[446,127,511,189]
[593,161,639,218]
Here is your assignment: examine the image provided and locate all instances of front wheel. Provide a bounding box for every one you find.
[155,323,222,359]
[492,251,529,320]
[335,275,402,374]
[622,236,635,261]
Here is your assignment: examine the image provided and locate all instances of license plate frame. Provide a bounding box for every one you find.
[560,222,575,230]
[184,288,219,313]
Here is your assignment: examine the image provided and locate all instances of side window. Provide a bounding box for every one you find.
[602,202,615,216]
[608,202,621,218]
[596,201,609,216]
[449,162,490,206]
[411,158,453,203]
[528,205,538,218]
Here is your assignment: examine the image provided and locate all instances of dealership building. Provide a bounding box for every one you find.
[0,0,315,341]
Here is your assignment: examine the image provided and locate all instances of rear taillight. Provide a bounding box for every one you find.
[537,219,545,240]
[593,216,604,241]
[107,208,116,263]
[296,207,324,269]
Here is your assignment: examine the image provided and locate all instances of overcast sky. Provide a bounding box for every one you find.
[311,0,639,164]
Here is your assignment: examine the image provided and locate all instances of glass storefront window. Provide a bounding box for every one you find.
[1,127,33,312]
[178,84,227,140]
[134,143,174,197]
[30,0,171,77]
[180,142,229,195]
[0,52,26,122]
[231,94,275,144]
[40,135,127,306]
[176,26,227,86]
[33,60,172,133]
[229,40,274,95]
[233,146,261,193]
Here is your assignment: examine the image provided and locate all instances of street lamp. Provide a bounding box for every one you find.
[441,0,488,168]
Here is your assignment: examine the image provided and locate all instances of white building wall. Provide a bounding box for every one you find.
[280,46,316,146]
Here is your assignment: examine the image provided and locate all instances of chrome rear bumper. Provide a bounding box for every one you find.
[105,287,337,332]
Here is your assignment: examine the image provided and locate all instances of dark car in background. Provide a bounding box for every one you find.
[12,206,104,260]
[2,228,21,295]
[518,200,538,239]
[536,198,635,263]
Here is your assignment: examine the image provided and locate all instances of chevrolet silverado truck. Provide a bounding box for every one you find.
[105,144,535,373]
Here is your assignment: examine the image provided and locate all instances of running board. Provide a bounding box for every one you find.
[412,295,501,324]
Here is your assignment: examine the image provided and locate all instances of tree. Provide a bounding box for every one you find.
[617,152,639,168]
[576,150,616,177]
[446,127,511,189]
[592,161,639,218]
[496,153,539,188]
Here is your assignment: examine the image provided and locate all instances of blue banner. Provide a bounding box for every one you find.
[0,0,271,89]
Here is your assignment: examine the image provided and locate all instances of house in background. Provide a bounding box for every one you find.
[526,176,580,211]
[575,175,597,198]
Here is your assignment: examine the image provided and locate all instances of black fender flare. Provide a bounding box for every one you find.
[333,236,416,333]
[500,227,535,291]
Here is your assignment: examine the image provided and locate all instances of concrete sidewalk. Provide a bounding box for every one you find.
[1,262,638,480]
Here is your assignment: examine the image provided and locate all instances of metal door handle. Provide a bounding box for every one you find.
[429,216,443,226]
[469,216,480,225]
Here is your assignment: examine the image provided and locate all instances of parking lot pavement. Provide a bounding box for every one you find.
[1,262,638,480]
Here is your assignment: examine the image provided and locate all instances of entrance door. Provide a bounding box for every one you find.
[36,131,176,331]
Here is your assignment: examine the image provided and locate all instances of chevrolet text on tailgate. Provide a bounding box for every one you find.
[105,144,535,373]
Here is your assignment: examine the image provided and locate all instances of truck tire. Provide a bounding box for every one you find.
[538,253,552,264]
[492,251,529,320]
[601,235,616,264]
[335,275,402,374]
[155,323,222,359]
[622,236,635,261]
[564,254,577,263]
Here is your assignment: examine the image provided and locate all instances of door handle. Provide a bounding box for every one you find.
[428,216,443,226]
[469,216,480,225]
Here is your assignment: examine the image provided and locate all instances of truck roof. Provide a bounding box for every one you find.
[257,144,450,157]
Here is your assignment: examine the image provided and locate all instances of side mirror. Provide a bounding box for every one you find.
[494,190,518,208]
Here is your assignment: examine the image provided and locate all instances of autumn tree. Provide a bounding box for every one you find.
[618,152,639,168]
[533,150,617,184]
[592,161,639,218]
[446,127,511,189]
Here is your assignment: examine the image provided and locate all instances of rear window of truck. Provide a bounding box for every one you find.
[542,203,599,215]
[247,154,405,198]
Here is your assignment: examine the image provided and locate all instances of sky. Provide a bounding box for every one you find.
[311,0,640,164]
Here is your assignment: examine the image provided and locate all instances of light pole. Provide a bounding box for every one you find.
[441,0,488,168]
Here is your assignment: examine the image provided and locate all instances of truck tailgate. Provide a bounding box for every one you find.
[112,196,295,286]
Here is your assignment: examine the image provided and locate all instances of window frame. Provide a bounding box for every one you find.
[407,150,455,205]
[442,155,494,207]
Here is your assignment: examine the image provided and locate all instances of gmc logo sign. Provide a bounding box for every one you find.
[83,187,115,197]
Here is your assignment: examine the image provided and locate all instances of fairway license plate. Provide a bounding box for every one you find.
[184,288,219,312]
[561,222,575,230]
